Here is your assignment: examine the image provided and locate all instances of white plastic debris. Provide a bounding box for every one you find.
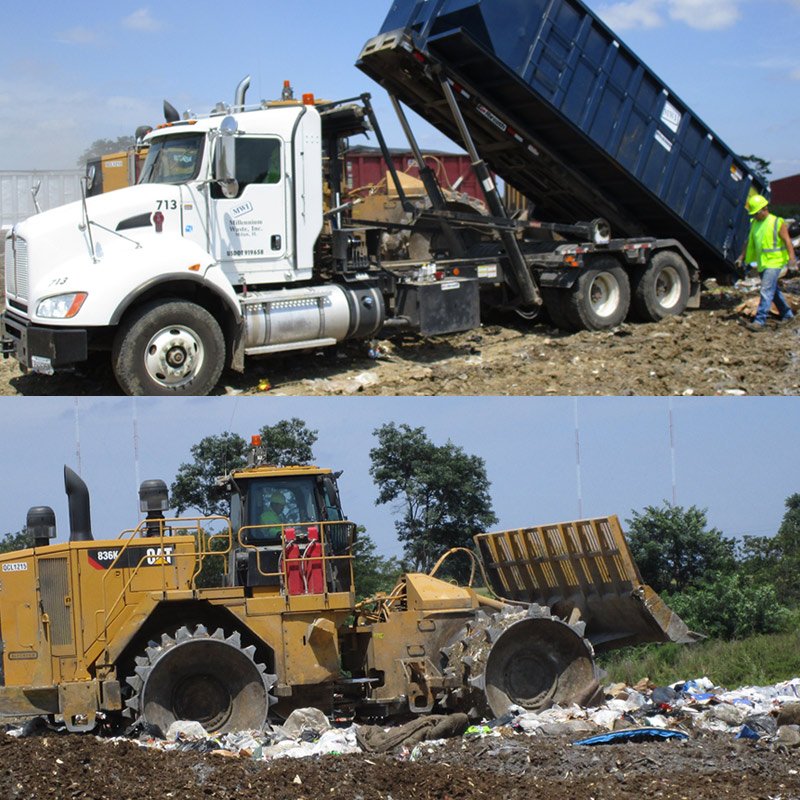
[166,720,209,741]
[281,707,332,740]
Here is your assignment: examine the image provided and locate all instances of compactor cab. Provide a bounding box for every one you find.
[224,438,356,595]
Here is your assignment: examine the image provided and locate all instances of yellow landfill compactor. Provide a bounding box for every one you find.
[0,442,695,734]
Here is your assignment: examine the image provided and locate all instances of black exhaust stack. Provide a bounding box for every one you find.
[64,466,93,542]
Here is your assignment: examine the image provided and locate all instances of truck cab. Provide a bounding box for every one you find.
[1,85,384,396]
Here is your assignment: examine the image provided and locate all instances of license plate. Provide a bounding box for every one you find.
[31,356,54,375]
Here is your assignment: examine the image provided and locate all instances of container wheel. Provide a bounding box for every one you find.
[632,251,691,321]
[440,606,600,719]
[564,259,630,331]
[112,299,225,396]
[124,625,275,735]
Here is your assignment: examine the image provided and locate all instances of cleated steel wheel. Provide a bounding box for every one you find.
[124,625,275,734]
[441,605,600,718]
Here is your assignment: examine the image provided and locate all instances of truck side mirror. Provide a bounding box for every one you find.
[214,115,239,199]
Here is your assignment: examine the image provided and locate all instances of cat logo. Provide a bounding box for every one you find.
[145,546,174,566]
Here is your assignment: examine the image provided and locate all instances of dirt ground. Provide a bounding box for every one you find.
[0,252,798,396]
[1,727,798,800]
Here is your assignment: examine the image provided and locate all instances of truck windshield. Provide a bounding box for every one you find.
[139,133,204,185]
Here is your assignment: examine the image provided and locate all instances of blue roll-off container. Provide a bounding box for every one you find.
[358,0,764,276]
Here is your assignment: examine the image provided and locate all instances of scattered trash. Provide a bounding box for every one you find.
[257,378,271,392]
[357,714,469,753]
[282,707,331,740]
[574,728,689,746]
[6,676,800,762]
[736,724,760,740]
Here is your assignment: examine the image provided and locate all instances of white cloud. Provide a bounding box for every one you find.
[666,0,741,29]
[599,0,742,29]
[0,75,152,170]
[598,0,665,29]
[122,8,163,32]
[56,27,98,45]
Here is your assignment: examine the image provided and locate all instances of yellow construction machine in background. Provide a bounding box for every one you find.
[0,438,695,733]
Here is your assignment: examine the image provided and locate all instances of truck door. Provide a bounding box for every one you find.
[210,136,291,282]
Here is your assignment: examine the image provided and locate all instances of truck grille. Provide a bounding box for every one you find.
[5,233,29,302]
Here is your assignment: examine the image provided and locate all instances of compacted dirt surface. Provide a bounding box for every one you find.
[1,728,798,800]
[0,261,798,396]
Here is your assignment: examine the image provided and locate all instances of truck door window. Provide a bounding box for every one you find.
[139,134,204,185]
[211,138,282,200]
[236,138,282,186]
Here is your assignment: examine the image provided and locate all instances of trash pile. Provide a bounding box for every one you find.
[505,676,800,748]
[5,677,800,759]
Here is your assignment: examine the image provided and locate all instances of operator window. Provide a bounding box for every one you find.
[245,477,321,544]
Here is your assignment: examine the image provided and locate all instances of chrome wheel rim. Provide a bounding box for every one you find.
[588,273,620,318]
[143,324,204,388]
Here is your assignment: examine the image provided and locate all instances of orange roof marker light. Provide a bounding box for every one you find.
[251,435,262,447]
[302,93,315,106]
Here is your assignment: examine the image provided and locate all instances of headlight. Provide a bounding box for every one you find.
[36,293,88,319]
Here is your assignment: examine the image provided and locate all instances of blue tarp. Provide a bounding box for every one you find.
[575,728,689,746]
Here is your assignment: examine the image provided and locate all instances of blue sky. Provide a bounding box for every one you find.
[0,396,795,559]
[0,1,798,178]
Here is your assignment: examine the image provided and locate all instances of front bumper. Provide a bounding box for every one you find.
[1,310,88,373]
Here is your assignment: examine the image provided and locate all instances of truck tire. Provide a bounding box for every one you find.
[541,288,575,332]
[632,251,691,321]
[112,300,225,396]
[124,625,275,735]
[564,259,630,331]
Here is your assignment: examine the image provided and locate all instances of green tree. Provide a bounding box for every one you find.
[739,154,771,184]
[351,532,403,600]
[664,573,790,640]
[0,530,31,554]
[77,136,136,167]
[625,503,735,594]
[740,493,800,605]
[169,419,318,517]
[258,418,318,466]
[170,431,248,516]
[369,422,497,578]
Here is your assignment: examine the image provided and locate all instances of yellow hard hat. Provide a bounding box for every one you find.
[746,194,769,215]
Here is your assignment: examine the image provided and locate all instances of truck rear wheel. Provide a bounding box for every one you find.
[112,300,225,396]
[564,259,630,330]
[632,251,690,321]
[541,288,574,331]
[124,625,275,735]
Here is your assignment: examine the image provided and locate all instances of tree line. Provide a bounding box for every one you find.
[0,417,797,640]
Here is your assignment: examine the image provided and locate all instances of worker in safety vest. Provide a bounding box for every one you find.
[739,194,796,331]
[260,491,287,526]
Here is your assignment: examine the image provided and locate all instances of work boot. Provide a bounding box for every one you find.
[746,321,766,332]
[779,314,797,326]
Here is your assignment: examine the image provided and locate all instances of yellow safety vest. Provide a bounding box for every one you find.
[745,213,788,271]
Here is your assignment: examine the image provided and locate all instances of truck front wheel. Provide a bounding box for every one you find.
[564,259,630,331]
[113,300,225,396]
[632,251,691,321]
